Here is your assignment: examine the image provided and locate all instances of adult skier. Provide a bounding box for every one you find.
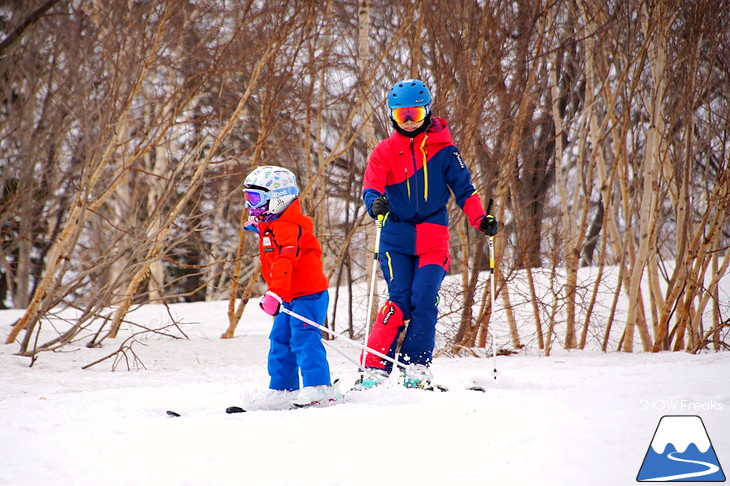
[356,79,499,389]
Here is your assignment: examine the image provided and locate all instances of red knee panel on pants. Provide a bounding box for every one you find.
[362,301,404,369]
[417,249,451,271]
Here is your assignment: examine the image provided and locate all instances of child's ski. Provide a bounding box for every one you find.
[166,395,343,417]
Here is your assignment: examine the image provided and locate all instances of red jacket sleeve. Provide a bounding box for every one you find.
[463,192,487,227]
[363,142,390,194]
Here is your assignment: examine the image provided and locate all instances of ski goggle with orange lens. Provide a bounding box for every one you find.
[391,105,429,124]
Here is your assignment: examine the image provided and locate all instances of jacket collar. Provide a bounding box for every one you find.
[257,198,303,228]
[389,116,453,146]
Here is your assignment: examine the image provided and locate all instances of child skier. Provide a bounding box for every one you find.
[242,165,334,407]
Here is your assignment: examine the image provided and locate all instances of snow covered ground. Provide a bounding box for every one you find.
[1,296,728,485]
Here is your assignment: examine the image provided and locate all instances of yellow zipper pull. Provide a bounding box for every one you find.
[405,167,411,198]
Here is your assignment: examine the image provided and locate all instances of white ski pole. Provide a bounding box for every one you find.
[320,339,390,384]
[488,233,498,380]
[280,306,411,372]
[486,199,498,380]
[361,214,384,368]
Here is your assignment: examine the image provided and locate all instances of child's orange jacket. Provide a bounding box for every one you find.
[255,199,328,302]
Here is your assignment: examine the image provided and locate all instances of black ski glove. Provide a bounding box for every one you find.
[371,195,389,218]
[479,215,499,236]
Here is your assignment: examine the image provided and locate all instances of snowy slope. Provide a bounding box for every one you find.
[1,297,729,486]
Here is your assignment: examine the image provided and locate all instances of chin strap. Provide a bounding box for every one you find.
[250,211,279,223]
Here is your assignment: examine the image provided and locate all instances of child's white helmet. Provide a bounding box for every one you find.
[243,166,299,217]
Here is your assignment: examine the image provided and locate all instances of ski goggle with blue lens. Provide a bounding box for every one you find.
[243,189,269,209]
[391,105,429,124]
[242,186,299,209]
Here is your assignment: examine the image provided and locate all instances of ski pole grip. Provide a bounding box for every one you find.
[372,214,384,259]
[486,198,493,215]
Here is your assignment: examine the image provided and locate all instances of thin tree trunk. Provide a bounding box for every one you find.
[623,5,667,352]
[358,0,380,329]
[108,44,279,339]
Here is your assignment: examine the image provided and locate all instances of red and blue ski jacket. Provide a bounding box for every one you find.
[363,117,486,258]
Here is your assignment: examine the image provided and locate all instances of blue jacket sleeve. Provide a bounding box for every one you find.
[444,149,477,206]
[444,149,486,226]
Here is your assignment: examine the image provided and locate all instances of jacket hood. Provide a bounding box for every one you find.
[264,199,313,231]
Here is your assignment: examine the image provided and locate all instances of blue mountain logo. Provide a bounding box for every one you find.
[637,415,725,482]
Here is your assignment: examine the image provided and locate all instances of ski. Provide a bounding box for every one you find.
[165,407,247,417]
[166,380,484,417]
[349,380,489,394]
[416,384,488,392]
[412,383,449,392]
[166,396,343,417]
[385,384,487,392]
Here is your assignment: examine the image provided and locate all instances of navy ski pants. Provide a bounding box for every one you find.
[376,251,446,371]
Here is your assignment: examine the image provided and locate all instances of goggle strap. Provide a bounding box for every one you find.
[243,186,297,209]
[267,186,298,198]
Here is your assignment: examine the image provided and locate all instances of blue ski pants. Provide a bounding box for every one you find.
[268,290,331,390]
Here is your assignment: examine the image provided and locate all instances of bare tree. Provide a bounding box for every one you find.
[2,0,728,364]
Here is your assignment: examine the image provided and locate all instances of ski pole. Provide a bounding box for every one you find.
[320,339,390,384]
[361,214,384,367]
[486,199,498,380]
[280,305,411,372]
[488,233,498,379]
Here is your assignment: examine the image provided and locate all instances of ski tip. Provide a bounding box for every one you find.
[166,410,181,417]
[225,406,246,414]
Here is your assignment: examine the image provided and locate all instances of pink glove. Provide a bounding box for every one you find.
[259,291,283,316]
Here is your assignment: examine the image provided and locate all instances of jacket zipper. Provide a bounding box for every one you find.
[409,139,420,214]
[421,135,429,202]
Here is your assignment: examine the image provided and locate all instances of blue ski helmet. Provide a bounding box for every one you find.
[388,79,431,108]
